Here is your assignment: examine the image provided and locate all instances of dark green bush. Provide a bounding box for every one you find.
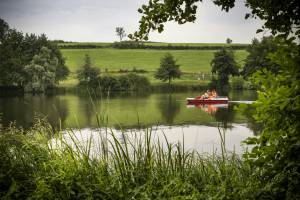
[231,76,244,90]
[98,76,120,91]
[95,74,150,91]
[121,73,150,91]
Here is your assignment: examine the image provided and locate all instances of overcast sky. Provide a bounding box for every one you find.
[0,0,266,43]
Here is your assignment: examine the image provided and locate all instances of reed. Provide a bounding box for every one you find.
[0,119,262,199]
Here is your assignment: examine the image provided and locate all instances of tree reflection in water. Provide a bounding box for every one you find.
[0,95,69,129]
[157,93,181,125]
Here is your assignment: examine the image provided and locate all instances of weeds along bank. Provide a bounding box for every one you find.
[0,120,263,199]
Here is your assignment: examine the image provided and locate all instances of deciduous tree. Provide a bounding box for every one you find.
[211,48,239,85]
[226,38,232,44]
[115,27,126,42]
[129,0,299,41]
[0,18,69,88]
[242,36,279,78]
[24,47,57,93]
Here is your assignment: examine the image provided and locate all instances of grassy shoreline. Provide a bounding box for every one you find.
[0,120,263,199]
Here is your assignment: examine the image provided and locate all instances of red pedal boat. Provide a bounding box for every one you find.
[186,97,229,104]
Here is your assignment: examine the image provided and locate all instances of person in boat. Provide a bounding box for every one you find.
[211,89,218,98]
[195,90,210,99]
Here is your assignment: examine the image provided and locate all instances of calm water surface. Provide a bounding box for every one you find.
[0,90,257,153]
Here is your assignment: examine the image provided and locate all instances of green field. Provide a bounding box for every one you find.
[58,42,248,47]
[58,42,111,47]
[60,48,248,87]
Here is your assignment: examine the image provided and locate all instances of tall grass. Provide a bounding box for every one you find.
[0,119,262,199]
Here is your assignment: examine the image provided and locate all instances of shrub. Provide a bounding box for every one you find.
[126,73,150,91]
[231,76,244,90]
[92,74,150,91]
[243,80,257,90]
[118,75,131,90]
[132,67,147,73]
[119,68,147,74]
[98,76,120,91]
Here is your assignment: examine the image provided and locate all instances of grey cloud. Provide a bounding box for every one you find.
[0,0,264,43]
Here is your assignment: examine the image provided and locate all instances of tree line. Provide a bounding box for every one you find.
[0,19,69,93]
[58,41,248,50]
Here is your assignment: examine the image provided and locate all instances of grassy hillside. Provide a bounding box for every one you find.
[60,48,248,87]
[62,48,247,73]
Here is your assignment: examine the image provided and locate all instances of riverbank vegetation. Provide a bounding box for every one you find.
[1,0,299,198]
[0,120,264,199]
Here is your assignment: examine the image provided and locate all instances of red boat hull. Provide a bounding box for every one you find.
[186,98,229,104]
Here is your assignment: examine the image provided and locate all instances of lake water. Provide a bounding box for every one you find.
[0,90,257,153]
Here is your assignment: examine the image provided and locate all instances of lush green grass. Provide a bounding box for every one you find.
[58,42,111,47]
[0,120,263,199]
[62,48,247,73]
[60,48,248,87]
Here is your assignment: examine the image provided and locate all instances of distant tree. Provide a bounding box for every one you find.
[211,48,239,86]
[226,38,232,44]
[115,27,126,42]
[0,28,25,86]
[77,54,100,86]
[24,47,57,93]
[155,53,181,86]
[0,18,69,87]
[0,18,9,41]
[242,36,279,78]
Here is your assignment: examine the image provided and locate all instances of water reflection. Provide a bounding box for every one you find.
[214,105,235,129]
[56,124,253,156]
[157,93,181,124]
[0,91,257,130]
[0,95,68,128]
[186,103,235,129]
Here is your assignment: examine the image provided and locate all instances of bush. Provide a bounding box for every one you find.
[230,76,244,90]
[126,73,150,91]
[118,75,131,90]
[119,67,147,74]
[98,76,120,91]
[86,74,151,91]
[243,80,257,90]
